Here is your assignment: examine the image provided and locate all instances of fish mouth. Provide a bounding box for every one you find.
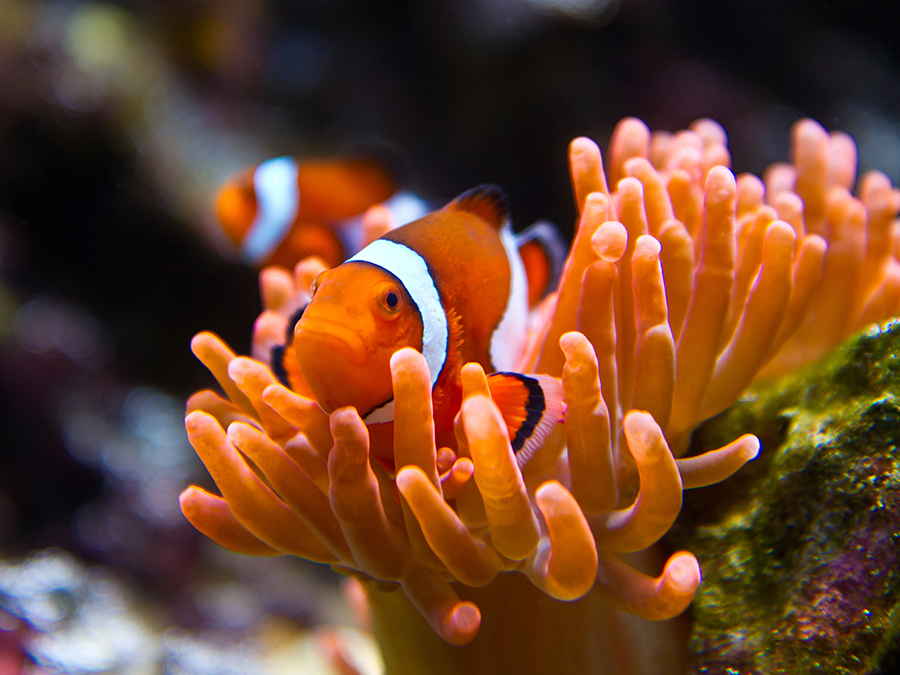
[295,316,368,366]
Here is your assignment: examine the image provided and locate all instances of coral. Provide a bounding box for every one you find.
[180,116,900,672]
[670,320,900,674]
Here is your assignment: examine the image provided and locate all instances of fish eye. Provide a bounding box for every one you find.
[310,272,326,297]
[375,282,404,316]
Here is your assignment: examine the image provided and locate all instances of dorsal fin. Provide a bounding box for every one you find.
[446,185,510,230]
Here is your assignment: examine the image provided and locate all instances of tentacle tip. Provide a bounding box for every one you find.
[622,409,653,431]
[226,355,253,378]
[634,233,662,259]
[794,117,827,141]
[767,219,797,242]
[452,457,474,482]
[619,115,648,129]
[622,155,652,174]
[461,361,487,378]
[224,420,252,443]
[330,406,363,435]
[190,331,222,358]
[394,466,420,493]
[742,435,761,461]
[390,346,421,362]
[184,409,214,431]
[806,233,828,252]
[592,221,628,262]
[534,479,557,501]
[189,332,204,353]
[260,383,280,403]
[444,602,481,645]
[569,136,598,155]
[666,552,702,595]
[558,331,577,351]
[706,164,736,188]
[584,191,607,208]
[559,331,588,356]
[390,346,430,378]
[178,486,198,507]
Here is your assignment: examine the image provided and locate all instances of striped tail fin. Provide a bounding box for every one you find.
[486,372,566,468]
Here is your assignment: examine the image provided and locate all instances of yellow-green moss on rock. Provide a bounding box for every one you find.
[670,320,900,674]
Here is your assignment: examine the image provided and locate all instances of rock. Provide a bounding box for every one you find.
[669,320,900,674]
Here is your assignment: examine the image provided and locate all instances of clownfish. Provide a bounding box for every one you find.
[215,156,430,268]
[291,185,566,467]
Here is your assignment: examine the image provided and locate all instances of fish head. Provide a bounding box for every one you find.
[294,262,423,416]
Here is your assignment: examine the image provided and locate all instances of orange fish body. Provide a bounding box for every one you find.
[293,185,564,463]
[215,157,428,268]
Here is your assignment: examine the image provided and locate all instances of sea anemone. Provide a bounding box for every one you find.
[181,117,900,673]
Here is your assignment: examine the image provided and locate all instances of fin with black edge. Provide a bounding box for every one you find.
[516,220,568,305]
[486,372,566,468]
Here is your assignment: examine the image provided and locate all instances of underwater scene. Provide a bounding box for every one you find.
[1,0,900,673]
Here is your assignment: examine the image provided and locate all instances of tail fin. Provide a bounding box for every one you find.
[516,220,568,306]
[486,372,566,468]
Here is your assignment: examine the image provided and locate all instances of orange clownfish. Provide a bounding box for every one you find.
[292,185,566,467]
[215,156,430,268]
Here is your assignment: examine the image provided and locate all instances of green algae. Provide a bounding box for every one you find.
[669,320,900,675]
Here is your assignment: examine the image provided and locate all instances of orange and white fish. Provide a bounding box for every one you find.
[215,156,430,268]
[292,185,566,467]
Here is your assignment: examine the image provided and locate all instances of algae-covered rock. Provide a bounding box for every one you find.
[669,320,900,675]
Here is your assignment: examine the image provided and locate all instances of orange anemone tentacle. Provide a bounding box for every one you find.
[185,411,336,562]
[400,562,482,645]
[327,407,410,580]
[526,480,598,601]
[677,435,760,489]
[594,550,701,621]
[462,394,540,561]
[179,486,280,557]
[396,466,501,587]
[560,332,617,514]
[191,332,257,416]
[591,411,683,554]
[226,422,352,561]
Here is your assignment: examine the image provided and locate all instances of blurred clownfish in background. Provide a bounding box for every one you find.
[288,184,567,468]
[214,156,430,268]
